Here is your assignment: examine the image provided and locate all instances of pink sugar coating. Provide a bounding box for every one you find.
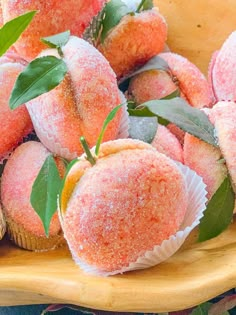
[1,141,61,237]
[0,62,32,161]
[211,31,236,102]
[1,0,106,61]
[151,125,183,163]
[184,133,227,200]
[63,144,187,273]
[26,36,122,160]
[159,52,214,108]
[211,101,236,191]
[98,8,167,79]
[128,70,177,104]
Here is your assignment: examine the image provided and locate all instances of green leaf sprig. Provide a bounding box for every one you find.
[198,175,235,242]
[95,103,123,155]
[0,11,37,57]
[30,155,62,237]
[128,97,218,147]
[9,56,67,109]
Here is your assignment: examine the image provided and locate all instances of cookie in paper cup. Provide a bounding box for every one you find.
[1,141,65,251]
[60,139,207,276]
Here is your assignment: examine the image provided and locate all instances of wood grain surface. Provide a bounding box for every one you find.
[155,0,236,74]
[1,0,236,312]
[0,222,236,312]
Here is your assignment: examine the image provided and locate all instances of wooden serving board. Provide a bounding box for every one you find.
[1,222,236,313]
[1,0,236,312]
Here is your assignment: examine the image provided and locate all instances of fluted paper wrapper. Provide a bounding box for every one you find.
[6,215,65,252]
[72,163,207,276]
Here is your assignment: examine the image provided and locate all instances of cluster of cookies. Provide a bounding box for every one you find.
[0,0,234,276]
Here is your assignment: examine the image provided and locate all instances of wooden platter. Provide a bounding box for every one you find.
[1,0,236,312]
[1,222,236,313]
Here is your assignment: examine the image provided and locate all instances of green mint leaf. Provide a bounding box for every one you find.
[136,0,154,13]
[100,0,130,43]
[95,104,123,156]
[9,56,67,109]
[30,155,62,237]
[41,30,70,49]
[134,97,218,147]
[129,116,158,143]
[198,175,235,242]
[119,55,170,85]
[190,302,213,315]
[0,11,37,57]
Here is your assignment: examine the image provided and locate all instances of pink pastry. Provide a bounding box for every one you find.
[26,36,122,160]
[1,141,65,250]
[128,52,213,108]
[184,102,236,200]
[0,59,32,162]
[60,139,188,274]
[1,0,106,61]
[96,7,167,79]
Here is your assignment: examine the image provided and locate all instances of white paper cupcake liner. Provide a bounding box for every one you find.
[70,162,207,276]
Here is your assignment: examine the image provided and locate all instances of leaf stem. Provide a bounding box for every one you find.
[57,46,64,58]
[136,0,146,12]
[80,137,96,166]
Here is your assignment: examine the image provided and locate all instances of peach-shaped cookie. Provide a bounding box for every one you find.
[96,6,167,79]
[1,141,65,251]
[1,0,106,61]
[184,102,236,201]
[26,36,122,160]
[0,60,32,162]
[60,139,188,274]
[127,53,214,145]
[210,31,236,102]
